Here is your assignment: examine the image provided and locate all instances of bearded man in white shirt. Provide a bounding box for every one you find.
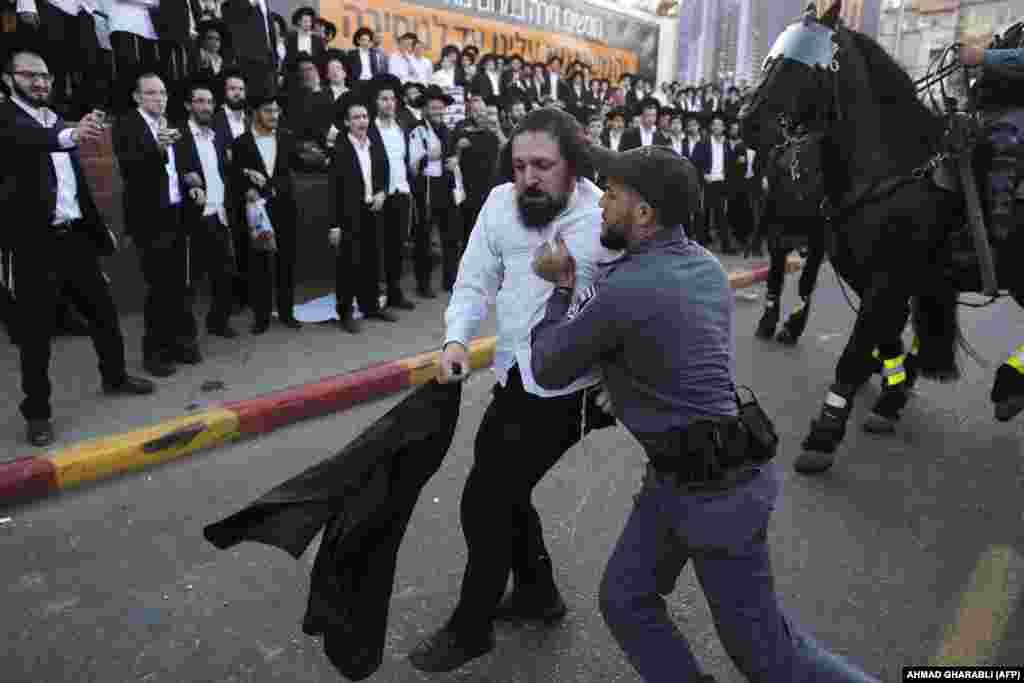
[407,107,619,673]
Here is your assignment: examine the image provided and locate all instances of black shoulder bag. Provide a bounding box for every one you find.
[735,385,779,463]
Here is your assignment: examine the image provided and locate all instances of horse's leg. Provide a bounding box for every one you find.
[755,237,785,340]
[991,344,1024,421]
[777,222,826,345]
[795,278,910,474]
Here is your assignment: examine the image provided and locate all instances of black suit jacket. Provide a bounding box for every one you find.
[173,122,233,224]
[540,73,570,102]
[500,72,527,106]
[221,0,277,65]
[620,127,670,152]
[468,71,501,100]
[151,0,201,43]
[284,31,326,74]
[230,128,298,228]
[526,79,545,105]
[113,109,183,240]
[599,129,627,152]
[346,48,384,82]
[329,131,389,234]
[694,137,739,180]
[212,107,249,149]
[0,101,113,255]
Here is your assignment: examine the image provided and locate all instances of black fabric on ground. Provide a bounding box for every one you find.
[204,379,463,680]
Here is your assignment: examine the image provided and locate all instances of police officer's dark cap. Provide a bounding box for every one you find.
[589,145,700,226]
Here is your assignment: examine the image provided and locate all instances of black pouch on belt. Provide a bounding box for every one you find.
[735,385,779,463]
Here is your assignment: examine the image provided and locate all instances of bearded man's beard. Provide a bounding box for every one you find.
[226,97,247,111]
[600,222,628,250]
[517,187,570,229]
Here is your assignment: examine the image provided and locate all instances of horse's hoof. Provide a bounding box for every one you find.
[776,327,799,345]
[755,324,776,340]
[862,413,897,434]
[994,396,1024,422]
[794,450,836,474]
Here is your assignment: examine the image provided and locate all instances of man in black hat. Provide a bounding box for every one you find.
[285,53,334,171]
[388,31,419,83]
[327,91,395,333]
[452,92,502,247]
[601,107,627,152]
[528,144,880,683]
[230,89,303,333]
[501,53,527,106]
[396,80,424,132]
[284,6,324,76]
[469,52,501,100]
[541,55,568,104]
[348,26,383,83]
[620,97,669,151]
[408,84,460,295]
[221,0,280,102]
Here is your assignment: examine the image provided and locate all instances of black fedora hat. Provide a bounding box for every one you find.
[352,26,374,46]
[291,6,316,26]
[422,84,454,106]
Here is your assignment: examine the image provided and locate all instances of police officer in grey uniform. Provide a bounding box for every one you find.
[529,145,880,683]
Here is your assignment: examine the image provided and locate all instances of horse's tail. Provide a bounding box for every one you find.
[910,292,962,382]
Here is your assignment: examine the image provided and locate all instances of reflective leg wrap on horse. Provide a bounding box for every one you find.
[796,384,855,474]
[864,348,911,432]
[991,344,1024,422]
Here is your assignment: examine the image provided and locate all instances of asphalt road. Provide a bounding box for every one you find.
[2,265,1023,683]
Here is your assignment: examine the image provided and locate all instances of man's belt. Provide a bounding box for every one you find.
[638,416,762,490]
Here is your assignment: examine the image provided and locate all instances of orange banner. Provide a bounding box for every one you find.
[320,0,641,81]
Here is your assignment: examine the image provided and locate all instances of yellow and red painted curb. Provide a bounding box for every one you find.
[0,257,800,507]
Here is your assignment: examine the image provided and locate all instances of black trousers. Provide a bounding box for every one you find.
[14,231,127,421]
[727,181,754,244]
[448,365,587,634]
[134,206,192,359]
[460,193,486,255]
[249,211,296,323]
[703,180,733,251]
[335,205,382,318]
[379,193,410,301]
[412,179,461,290]
[186,213,236,333]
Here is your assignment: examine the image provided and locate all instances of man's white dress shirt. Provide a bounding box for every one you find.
[639,126,655,147]
[548,71,560,97]
[138,108,182,205]
[669,136,683,156]
[222,105,246,139]
[188,120,227,225]
[349,133,374,203]
[708,137,725,182]
[607,129,622,152]
[254,131,277,177]
[358,48,373,80]
[108,0,158,39]
[12,95,82,225]
[388,50,416,82]
[412,55,433,83]
[444,179,619,397]
[487,70,500,95]
[431,67,456,88]
[376,118,409,195]
[745,148,757,179]
[296,31,311,55]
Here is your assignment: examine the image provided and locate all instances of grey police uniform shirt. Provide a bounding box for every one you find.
[530,228,738,437]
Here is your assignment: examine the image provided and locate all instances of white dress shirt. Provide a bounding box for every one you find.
[388,51,416,82]
[12,95,82,225]
[745,148,757,179]
[444,179,619,397]
[409,122,442,177]
[431,67,456,88]
[608,129,622,152]
[375,118,409,195]
[222,105,246,139]
[138,108,182,205]
[358,49,373,80]
[487,70,500,95]
[108,0,158,39]
[188,120,227,225]
[412,56,433,84]
[297,31,312,55]
[548,72,560,97]
[349,133,374,203]
[639,125,655,147]
[685,135,700,157]
[709,137,725,181]
[16,0,80,16]
[254,132,277,177]
[669,136,683,156]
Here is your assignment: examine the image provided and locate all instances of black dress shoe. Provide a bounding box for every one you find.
[493,584,568,623]
[143,356,176,377]
[251,319,270,335]
[171,345,203,364]
[338,316,361,334]
[364,310,398,322]
[26,419,55,447]
[407,627,495,673]
[208,325,240,339]
[390,296,416,310]
[417,285,437,299]
[279,316,303,329]
[103,375,156,395]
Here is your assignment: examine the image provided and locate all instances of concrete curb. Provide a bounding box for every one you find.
[0,256,801,508]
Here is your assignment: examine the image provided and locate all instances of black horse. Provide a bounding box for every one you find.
[754,128,829,345]
[741,0,1024,474]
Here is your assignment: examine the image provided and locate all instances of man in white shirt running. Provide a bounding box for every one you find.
[407,107,619,673]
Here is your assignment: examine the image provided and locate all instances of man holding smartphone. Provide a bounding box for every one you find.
[113,72,196,377]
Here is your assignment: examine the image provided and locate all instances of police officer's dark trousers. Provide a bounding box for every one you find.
[15,230,128,421]
[447,365,585,635]
[600,462,879,683]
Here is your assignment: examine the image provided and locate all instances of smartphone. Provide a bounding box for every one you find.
[92,109,108,128]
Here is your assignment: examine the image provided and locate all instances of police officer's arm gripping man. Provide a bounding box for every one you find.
[530,249,632,391]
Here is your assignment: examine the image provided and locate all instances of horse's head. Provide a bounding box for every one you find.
[740,0,844,151]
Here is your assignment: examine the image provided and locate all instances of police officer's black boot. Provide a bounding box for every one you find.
[776,295,810,345]
[755,296,780,340]
[494,554,567,624]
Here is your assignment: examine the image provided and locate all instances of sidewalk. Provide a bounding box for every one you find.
[0,254,772,461]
